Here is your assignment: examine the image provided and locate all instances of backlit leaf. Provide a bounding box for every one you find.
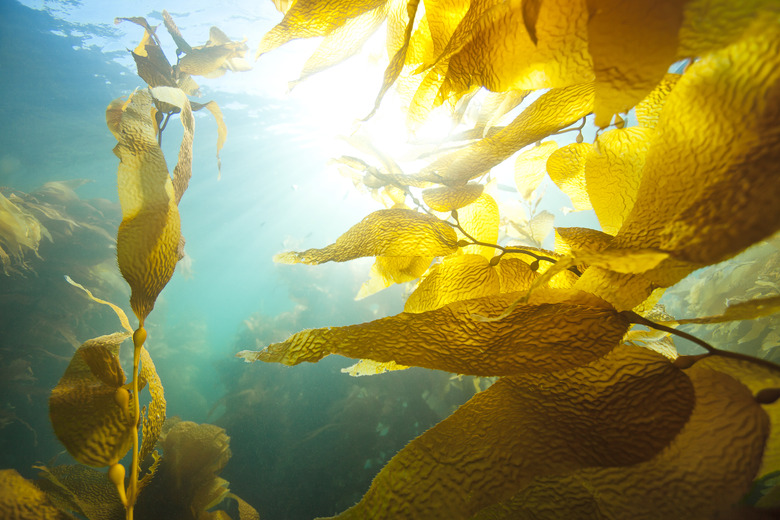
[323,345,694,519]
[237,288,629,377]
[422,183,483,211]
[139,347,166,464]
[109,89,181,321]
[634,73,681,129]
[340,359,409,376]
[149,87,194,205]
[661,295,780,326]
[420,83,594,185]
[35,463,124,520]
[0,469,72,520]
[494,257,538,293]
[514,141,557,200]
[49,332,133,467]
[554,226,613,255]
[404,255,499,313]
[273,209,458,264]
[585,127,653,235]
[457,192,499,259]
[192,100,227,178]
[178,28,250,79]
[476,363,768,519]
[545,142,592,211]
[587,0,684,127]
[356,255,432,300]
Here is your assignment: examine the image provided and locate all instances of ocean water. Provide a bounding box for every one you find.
[2,1,779,519]
[0,1,492,518]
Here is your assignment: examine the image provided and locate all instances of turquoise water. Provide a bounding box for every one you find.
[0,2,485,517]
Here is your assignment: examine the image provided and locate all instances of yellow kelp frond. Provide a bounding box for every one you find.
[341,359,409,376]
[473,89,529,137]
[0,191,47,275]
[364,0,420,120]
[109,89,181,321]
[178,26,251,79]
[355,255,432,300]
[149,87,194,204]
[0,469,73,520]
[546,142,592,211]
[554,227,613,256]
[695,355,780,479]
[49,332,133,468]
[514,141,557,200]
[64,275,132,333]
[422,183,483,211]
[614,12,780,273]
[404,255,500,313]
[419,83,594,185]
[237,288,629,377]
[441,0,591,100]
[322,345,694,519]
[290,3,387,88]
[256,0,387,58]
[586,0,684,127]
[274,209,458,264]
[585,126,653,235]
[493,257,538,293]
[634,73,681,128]
[456,192,499,259]
[35,463,125,520]
[138,347,166,464]
[192,100,227,178]
[475,363,767,519]
[161,10,192,55]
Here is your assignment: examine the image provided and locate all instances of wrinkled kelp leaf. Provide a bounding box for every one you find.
[422,183,483,211]
[0,469,72,520]
[494,257,539,293]
[320,345,694,519]
[149,87,194,204]
[274,209,458,264]
[341,359,409,376]
[404,255,499,313]
[473,363,768,519]
[634,73,681,128]
[456,192,499,259]
[49,332,133,467]
[578,14,780,309]
[35,464,124,520]
[441,0,592,100]
[109,89,181,321]
[238,288,629,377]
[585,127,653,235]
[139,347,166,464]
[664,295,780,325]
[192,100,227,178]
[587,0,684,127]
[256,0,387,58]
[546,142,593,211]
[356,255,432,299]
[177,26,251,79]
[420,83,594,185]
[554,227,613,255]
[514,141,557,200]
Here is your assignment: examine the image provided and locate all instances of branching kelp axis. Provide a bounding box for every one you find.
[236,1,780,519]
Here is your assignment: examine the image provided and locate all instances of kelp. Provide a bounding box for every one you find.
[250,1,780,518]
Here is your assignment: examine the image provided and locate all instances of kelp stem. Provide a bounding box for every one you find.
[126,324,146,520]
[623,311,780,374]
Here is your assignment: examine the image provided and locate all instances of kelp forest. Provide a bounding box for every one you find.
[1,0,780,519]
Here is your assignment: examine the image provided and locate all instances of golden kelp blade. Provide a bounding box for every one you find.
[0,469,72,520]
[659,295,780,326]
[192,100,227,178]
[256,0,387,58]
[341,359,409,376]
[138,347,166,463]
[273,208,458,264]
[319,345,694,519]
[441,0,591,100]
[474,363,768,519]
[513,141,557,200]
[422,183,483,211]
[35,463,125,520]
[149,87,194,204]
[586,0,684,127]
[355,255,432,300]
[585,127,653,235]
[109,89,181,321]
[404,254,500,313]
[237,288,629,377]
[554,226,614,255]
[634,73,680,128]
[493,257,538,293]
[419,83,594,185]
[546,143,593,211]
[49,332,134,468]
[456,192,499,259]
